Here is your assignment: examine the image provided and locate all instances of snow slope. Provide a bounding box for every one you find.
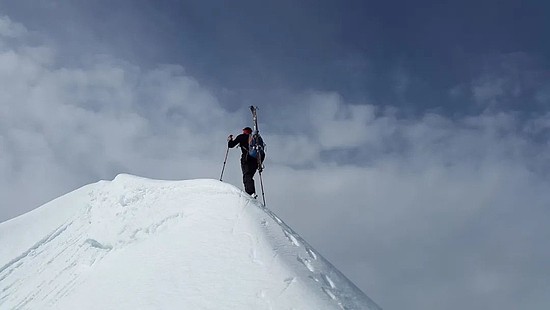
[0,174,381,310]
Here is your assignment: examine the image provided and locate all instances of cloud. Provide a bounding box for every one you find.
[468,53,550,110]
[261,91,550,309]
[1,14,550,310]
[0,16,27,38]
[0,18,245,220]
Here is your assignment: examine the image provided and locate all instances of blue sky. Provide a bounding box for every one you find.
[6,0,550,113]
[1,1,550,309]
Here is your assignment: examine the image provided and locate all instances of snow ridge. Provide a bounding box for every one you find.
[0,174,381,310]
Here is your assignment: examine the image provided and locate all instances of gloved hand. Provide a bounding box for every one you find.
[227,135,233,142]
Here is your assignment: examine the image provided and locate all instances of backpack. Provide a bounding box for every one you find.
[248,131,266,161]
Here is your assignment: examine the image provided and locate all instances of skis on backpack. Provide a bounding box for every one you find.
[249,106,265,172]
[250,105,259,132]
[249,106,266,205]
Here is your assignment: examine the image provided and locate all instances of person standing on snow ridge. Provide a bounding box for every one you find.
[227,127,261,197]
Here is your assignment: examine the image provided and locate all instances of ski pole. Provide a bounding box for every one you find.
[257,153,266,205]
[219,147,230,181]
[258,169,266,206]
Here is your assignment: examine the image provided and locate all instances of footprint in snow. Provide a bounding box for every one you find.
[308,275,320,282]
[85,239,113,250]
[272,215,282,224]
[284,230,300,247]
[321,273,336,289]
[306,247,317,260]
[322,287,337,300]
[279,277,296,295]
[297,256,315,272]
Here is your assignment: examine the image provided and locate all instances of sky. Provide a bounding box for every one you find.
[1,0,550,309]
[0,176,380,309]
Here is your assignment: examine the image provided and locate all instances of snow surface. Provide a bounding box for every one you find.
[0,174,381,310]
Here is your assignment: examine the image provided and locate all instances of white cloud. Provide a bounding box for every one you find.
[0,26,245,220]
[1,14,550,310]
[0,16,27,38]
[307,91,377,149]
[261,91,550,309]
[468,53,550,109]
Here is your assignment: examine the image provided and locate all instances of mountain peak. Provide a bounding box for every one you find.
[0,174,381,309]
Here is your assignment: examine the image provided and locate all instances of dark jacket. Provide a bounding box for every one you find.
[228,133,250,157]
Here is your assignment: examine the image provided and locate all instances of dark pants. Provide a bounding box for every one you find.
[241,156,259,195]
